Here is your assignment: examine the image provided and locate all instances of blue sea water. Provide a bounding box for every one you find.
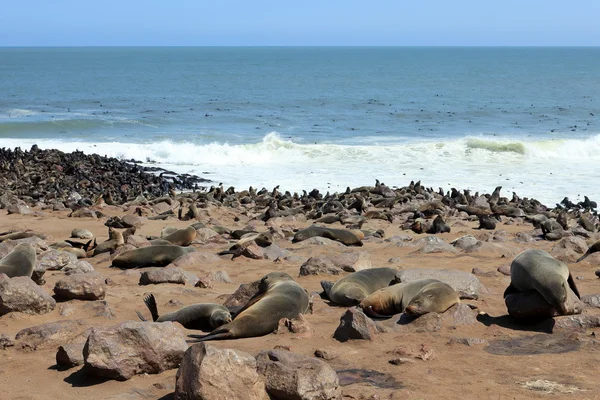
[0,46,599,205]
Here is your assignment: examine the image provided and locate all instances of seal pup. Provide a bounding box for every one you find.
[111,245,196,269]
[0,243,36,278]
[576,240,600,263]
[92,227,124,256]
[189,272,309,341]
[292,225,363,246]
[504,249,580,315]
[359,279,459,318]
[322,267,398,306]
[136,294,231,330]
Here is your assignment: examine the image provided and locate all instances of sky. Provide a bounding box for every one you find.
[1,0,599,46]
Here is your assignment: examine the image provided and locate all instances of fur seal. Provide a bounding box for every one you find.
[152,225,196,246]
[359,279,459,318]
[576,240,600,263]
[136,294,231,330]
[322,267,398,306]
[0,243,37,278]
[111,245,196,269]
[292,225,363,246]
[92,227,124,256]
[504,249,580,315]
[189,272,309,341]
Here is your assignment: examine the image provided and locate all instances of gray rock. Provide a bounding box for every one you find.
[505,287,583,319]
[206,270,232,283]
[262,244,290,260]
[195,228,220,243]
[447,337,488,346]
[37,249,78,271]
[0,333,14,349]
[395,268,488,299]
[54,272,106,301]
[84,321,188,381]
[15,320,87,350]
[121,214,145,228]
[552,315,600,333]
[333,307,377,342]
[139,267,197,286]
[125,235,151,248]
[299,257,343,276]
[303,237,345,247]
[0,275,56,316]
[328,252,372,272]
[56,342,86,368]
[551,236,589,263]
[175,342,268,400]
[256,349,342,400]
[110,244,137,260]
[222,280,261,310]
[497,265,511,276]
[63,260,95,275]
[581,294,600,308]
[451,235,480,250]
[167,251,221,268]
[385,235,414,247]
[442,303,478,325]
[71,229,94,239]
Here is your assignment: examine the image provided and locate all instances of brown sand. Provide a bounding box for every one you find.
[1,207,599,400]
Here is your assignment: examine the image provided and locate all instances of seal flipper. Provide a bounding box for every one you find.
[320,281,334,300]
[143,294,160,321]
[188,327,235,342]
[135,311,147,321]
[503,283,519,298]
[567,273,581,299]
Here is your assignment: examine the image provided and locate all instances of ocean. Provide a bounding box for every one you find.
[1,46,599,206]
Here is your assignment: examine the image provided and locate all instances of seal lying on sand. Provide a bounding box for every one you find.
[504,249,581,317]
[151,225,196,246]
[360,279,459,318]
[189,272,309,341]
[0,243,36,278]
[136,294,231,330]
[321,267,398,306]
[111,245,195,269]
[293,225,363,246]
[92,227,124,256]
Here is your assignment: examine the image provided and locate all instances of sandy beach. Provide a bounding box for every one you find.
[1,177,600,400]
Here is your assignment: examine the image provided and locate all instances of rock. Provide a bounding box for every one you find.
[581,294,600,308]
[195,228,220,243]
[15,320,87,350]
[497,265,511,276]
[0,275,56,316]
[121,214,145,228]
[206,270,232,283]
[69,208,98,218]
[0,334,14,350]
[551,236,589,262]
[54,272,106,300]
[110,244,137,259]
[195,276,213,289]
[513,232,536,243]
[303,237,346,247]
[175,343,268,400]
[416,242,459,254]
[222,280,261,310]
[505,287,583,320]
[84,300,116,319]
[314,348,339,361]
[402,312,443,333]
[63,260,95,275]
[447,337,488,346]
[276,314,313,338]
[299,257,343,276]
[139,267,197,286]
[262,244,290,260]
[126,235,151,248]
[552,315,600,333]
[256,349,342,400]
[83,321,187,381]
[451,235,480,250]
[167,251,221,268]
[442,303,478,325]
[388,257,402,264]
[56,342,86,368]
[13,237,49,253]
[7,204,34,215]
[471,267,499,277]
[389,358,415,365]
[333,307,377,342]
[328,252,372,272]
[395,268,487,299]
[385,235,414,247]
[37,249,78,271]
[71,229,94,239]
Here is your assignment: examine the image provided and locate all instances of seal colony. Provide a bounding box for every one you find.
[1,146,600,399]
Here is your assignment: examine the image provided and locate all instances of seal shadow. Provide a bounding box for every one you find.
[63,367,111,387]
[484,333,582,356]
[157,394,174,400]
[336,368,404,389]
[476,313,555,333]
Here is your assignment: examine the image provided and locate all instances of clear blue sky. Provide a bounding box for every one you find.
[1,0,599,46]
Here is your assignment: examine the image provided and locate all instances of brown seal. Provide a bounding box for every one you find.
[292,225,363,246]
[111,245,196,269]
[322,267,398,306]
[0,243,36,278]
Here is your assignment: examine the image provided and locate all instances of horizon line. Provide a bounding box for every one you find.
[1,44,599,48]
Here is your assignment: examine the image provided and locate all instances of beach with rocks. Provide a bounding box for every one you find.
[1,147,600,399]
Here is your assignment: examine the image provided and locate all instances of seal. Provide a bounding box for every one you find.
[152,225,196,246]
[189,272,309,341]
[92,227,124,256]
[136,294,231,330]
[504,249,580,315]
[359,279,459,318]
[322,267,398,306]
[576,240,600,263]
[0,243,37,278]
[111,245,196,269]
[292,225,363,246]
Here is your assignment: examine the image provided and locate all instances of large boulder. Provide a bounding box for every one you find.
[0,274,56,316]
[54,272,106,300]
[83,321,187,381]
[139,267,198,286]
[395,268,488,299]
[256,349,342,400]
[15,320,88,350]
[333,307,377,342]
[175,343,268,400]
[299,257,342,276]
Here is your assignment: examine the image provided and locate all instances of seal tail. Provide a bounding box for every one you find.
[143,294,160,321]
[187,328,234,342]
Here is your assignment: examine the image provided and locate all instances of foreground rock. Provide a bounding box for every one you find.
[256,349,342,400]
[83,321,187,381]
[175,343,268,400]
[54,272,106,300]
[0,274,56,316]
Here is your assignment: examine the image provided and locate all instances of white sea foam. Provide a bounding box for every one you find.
[1,108,39,118]
[2,132,600,206]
